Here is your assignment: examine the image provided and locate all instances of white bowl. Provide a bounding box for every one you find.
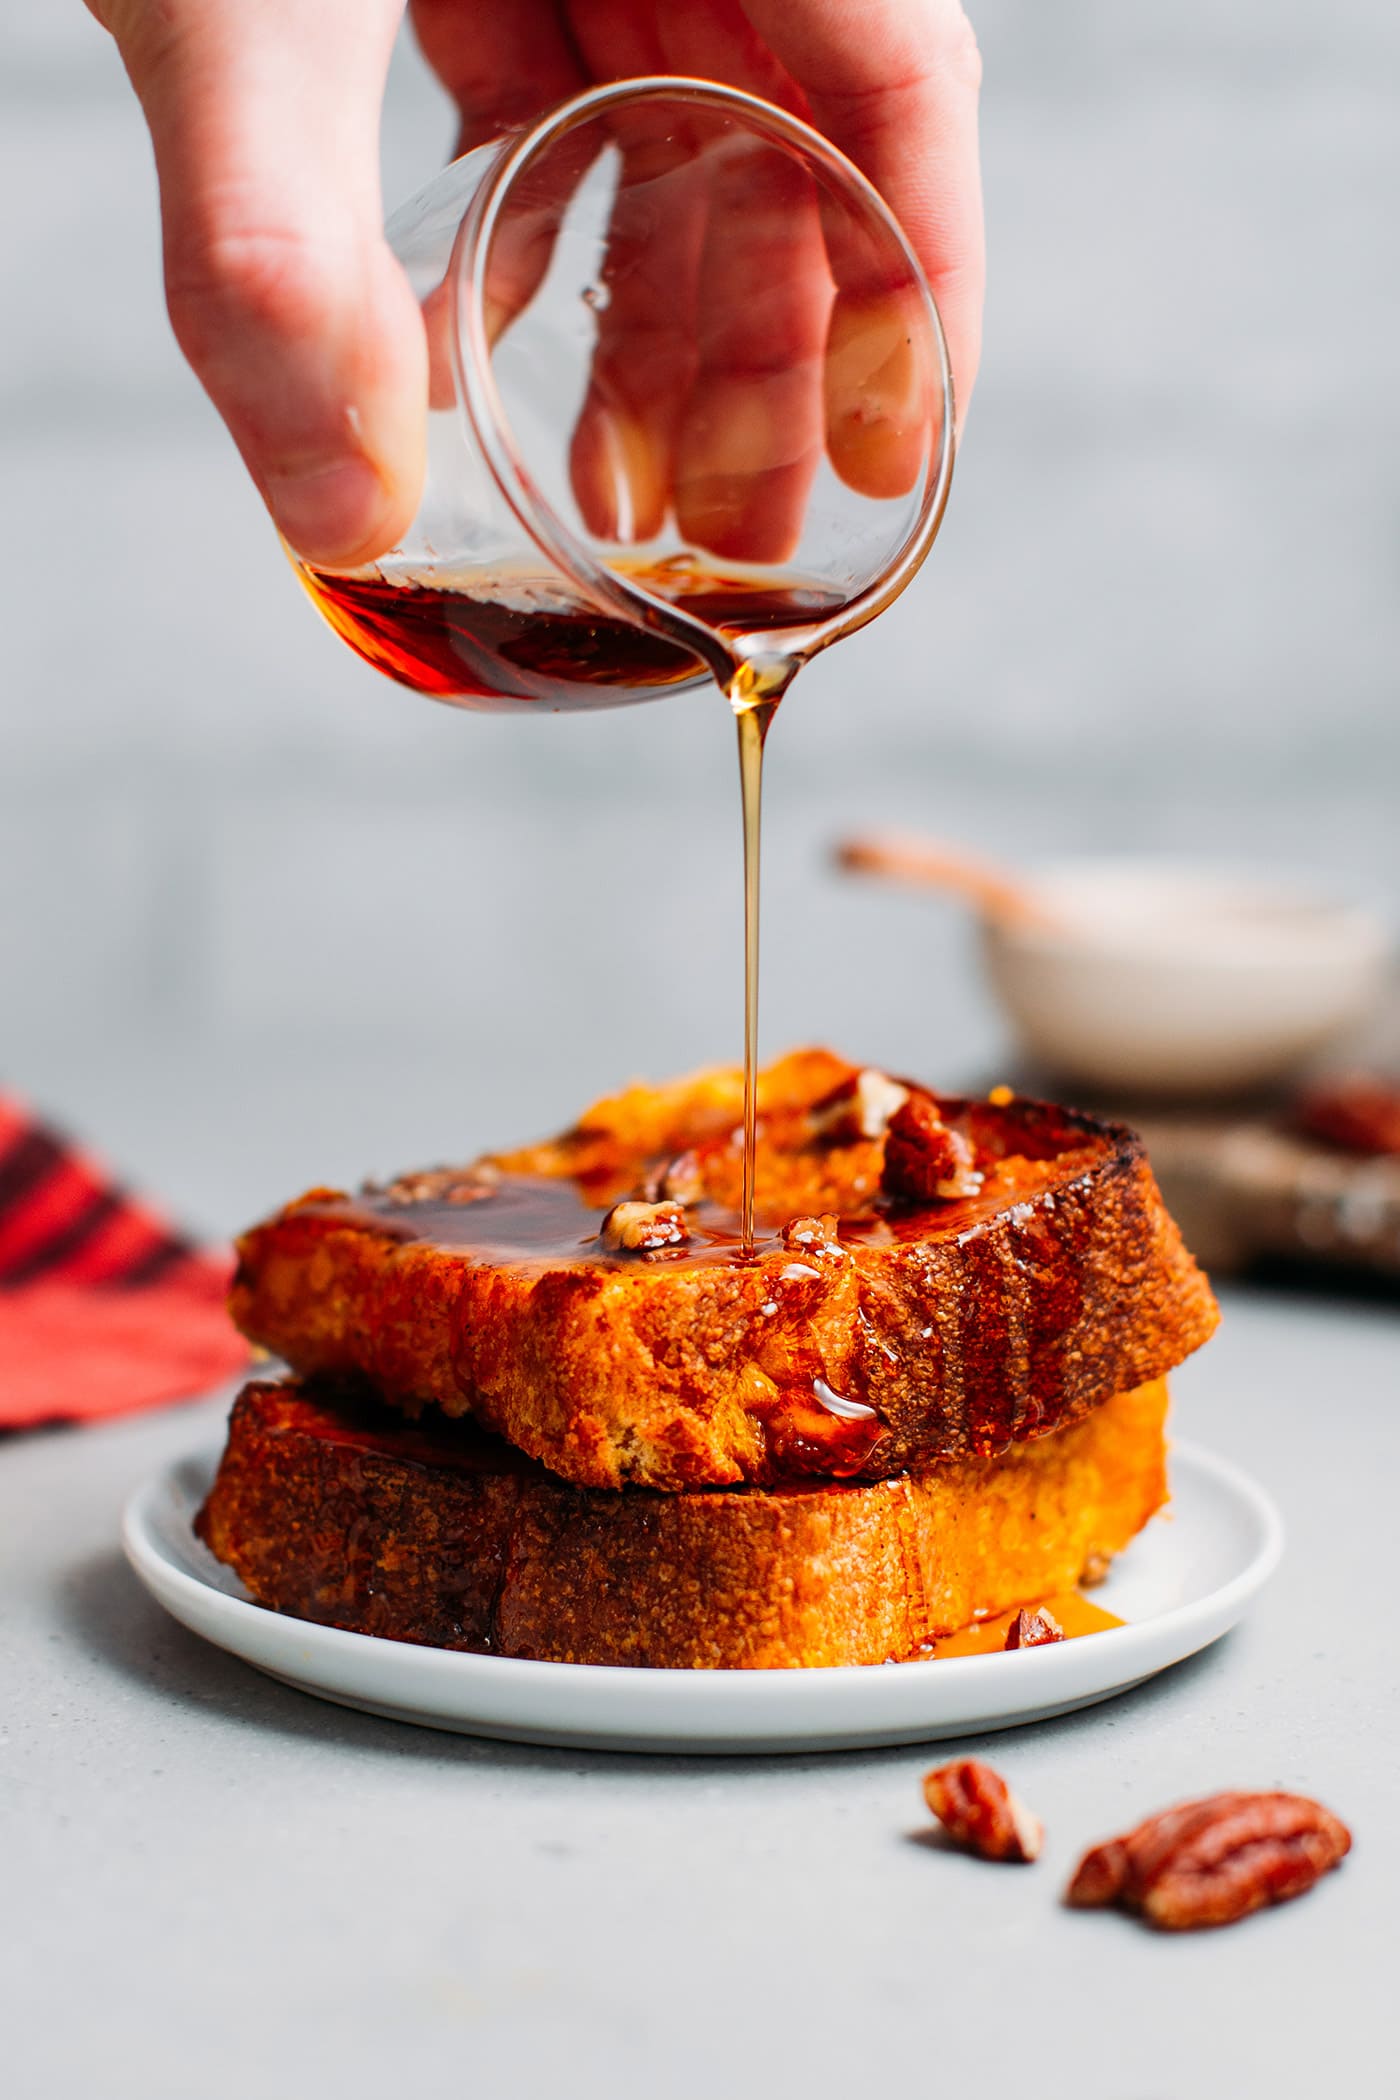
[981,860,1391,1097]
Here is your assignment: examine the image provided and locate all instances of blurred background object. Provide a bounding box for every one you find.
[2,3,1397,1248]
[839,837,1390,1096]
[978,863,1388,1098]
[838,832,1400,1280]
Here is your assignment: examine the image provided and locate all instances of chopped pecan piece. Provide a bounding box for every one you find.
[369,1164,500,1207]
[1005,1606,1065,1650]
[810,1068,910,1144]
[922,1759,1043,1864]
[647,1150,706,1207]
[599,1200,689,1253]
[1065,1791,1351,1930]
[882,1095,984,1205]
[782,1213,843,1254]
[1079,1550,1112,1588]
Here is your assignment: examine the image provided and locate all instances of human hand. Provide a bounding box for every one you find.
[89,0,983,569]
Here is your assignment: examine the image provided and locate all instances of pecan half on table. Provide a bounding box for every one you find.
[923,1759,1043,1863]
[1066,1790,1351,1930]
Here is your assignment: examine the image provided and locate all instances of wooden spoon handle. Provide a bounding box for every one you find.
[834,834,1052,927]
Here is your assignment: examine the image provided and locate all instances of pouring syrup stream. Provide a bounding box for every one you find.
[729,650,797,1254]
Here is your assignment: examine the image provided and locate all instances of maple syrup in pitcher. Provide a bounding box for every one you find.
[302,557,827,1250]
[298,561,841,712]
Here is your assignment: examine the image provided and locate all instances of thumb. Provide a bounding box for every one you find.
[103,0,425,567]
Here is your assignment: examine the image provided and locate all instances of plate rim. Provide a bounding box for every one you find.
[121,1437,1283,1723]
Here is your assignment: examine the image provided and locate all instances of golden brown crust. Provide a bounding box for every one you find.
[196,1378,1171,1670]
[229,1050,1218,1491]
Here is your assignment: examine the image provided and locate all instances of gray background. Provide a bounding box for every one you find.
[3,2,1396,1232]
[3,12,1398,2098]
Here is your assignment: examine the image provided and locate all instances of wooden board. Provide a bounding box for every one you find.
[1005,1076,1400,1283]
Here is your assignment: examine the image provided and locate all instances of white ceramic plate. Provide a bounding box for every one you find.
[122,1441,1282,1755]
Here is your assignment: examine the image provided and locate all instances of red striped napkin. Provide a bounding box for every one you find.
[0,1095,251,1430]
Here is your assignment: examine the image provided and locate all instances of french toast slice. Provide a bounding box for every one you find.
[230,1050,1218,1491]
[196,1377,1170,1669]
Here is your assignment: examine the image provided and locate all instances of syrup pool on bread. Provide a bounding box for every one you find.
[333,1078,1082,1272]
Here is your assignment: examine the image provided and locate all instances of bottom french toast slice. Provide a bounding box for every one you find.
[196,1377,1169,1670]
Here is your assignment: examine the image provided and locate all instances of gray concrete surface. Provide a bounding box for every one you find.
[2,7,1398,2096]
[4,1288,1394,2100]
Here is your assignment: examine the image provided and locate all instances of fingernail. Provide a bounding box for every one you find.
[264,456,389,566]
[574,405,667,542]
[824,292,934,501]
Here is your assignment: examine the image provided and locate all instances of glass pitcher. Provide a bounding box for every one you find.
[291,75,955,712]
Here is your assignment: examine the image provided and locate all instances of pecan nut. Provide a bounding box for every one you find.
[371,1163,500,1207]
[810,1068,910,1144]
[599,1199,689,1253]
[644,1150,707,1207]
[782,1213,843,1254]
[1005,1606,1065,1650]
[882,1095,984,1205]
[922,1759,1043,1864]
[1296,1076,1400,1156]
[1065,1791,1351,1930]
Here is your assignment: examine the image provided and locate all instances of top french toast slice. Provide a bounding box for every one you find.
[229,1048,1219,1491]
